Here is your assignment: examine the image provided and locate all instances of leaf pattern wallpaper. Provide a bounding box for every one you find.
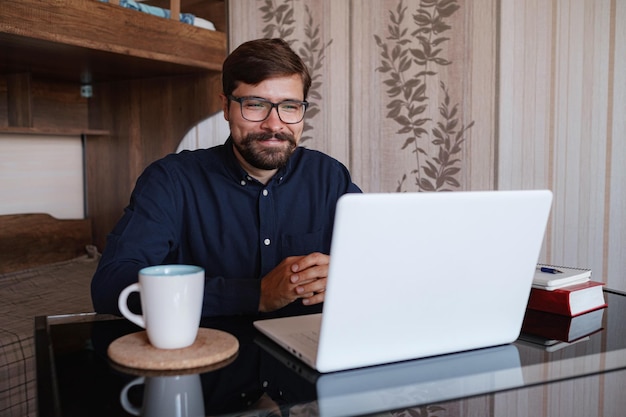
[374,0,475,191]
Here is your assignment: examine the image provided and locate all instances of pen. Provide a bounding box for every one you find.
[539,266,563,274]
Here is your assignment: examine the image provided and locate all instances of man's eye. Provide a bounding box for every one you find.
[245,101,267,109]
[280,102,300,112]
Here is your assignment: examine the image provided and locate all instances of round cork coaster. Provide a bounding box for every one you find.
[107,328,239,371]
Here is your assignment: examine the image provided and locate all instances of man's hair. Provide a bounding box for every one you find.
[222,38,312,99]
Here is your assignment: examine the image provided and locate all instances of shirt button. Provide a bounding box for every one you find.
[240,180,246,186]
[264,238,271,246]
[262,189,268,196]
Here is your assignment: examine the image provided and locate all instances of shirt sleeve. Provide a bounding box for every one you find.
[90,161,181,315]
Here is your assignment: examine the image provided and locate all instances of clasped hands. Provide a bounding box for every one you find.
[259,252,328,312]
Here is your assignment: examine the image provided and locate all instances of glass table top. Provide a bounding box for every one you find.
[35,289,626,417]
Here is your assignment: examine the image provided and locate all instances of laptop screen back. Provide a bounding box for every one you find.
[316,190,552,372]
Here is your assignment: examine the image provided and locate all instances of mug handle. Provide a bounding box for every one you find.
[118,283,146,329]
[119,376,144,416]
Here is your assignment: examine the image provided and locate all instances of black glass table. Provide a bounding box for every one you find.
[35,289,626,417]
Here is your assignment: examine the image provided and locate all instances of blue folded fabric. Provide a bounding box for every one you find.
[100,0,196,25]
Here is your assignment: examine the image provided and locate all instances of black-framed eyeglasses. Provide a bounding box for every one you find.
[228,95,308,124]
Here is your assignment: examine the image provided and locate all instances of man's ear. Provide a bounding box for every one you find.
[220,93,230,121]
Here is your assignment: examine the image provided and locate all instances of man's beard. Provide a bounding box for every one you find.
[233,132,297,170]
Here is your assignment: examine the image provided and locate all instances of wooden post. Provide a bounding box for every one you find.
[6,73,33,128]
[170,0,180,20]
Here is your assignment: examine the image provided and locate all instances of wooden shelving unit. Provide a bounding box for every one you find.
[0,0,228,250]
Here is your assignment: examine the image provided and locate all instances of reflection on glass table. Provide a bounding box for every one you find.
[35,290,626,417]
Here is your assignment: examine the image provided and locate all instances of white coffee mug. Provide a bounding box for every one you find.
[120,374,205,417]
[118,265,204,349]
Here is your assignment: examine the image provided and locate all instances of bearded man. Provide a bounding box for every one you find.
[91,38,361,317]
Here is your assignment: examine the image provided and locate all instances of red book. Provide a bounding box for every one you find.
[526,281,607,317]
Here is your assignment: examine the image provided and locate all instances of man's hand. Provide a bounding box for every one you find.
[258,252,329,312]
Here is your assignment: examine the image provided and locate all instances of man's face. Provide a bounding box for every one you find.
[222,74,305,173]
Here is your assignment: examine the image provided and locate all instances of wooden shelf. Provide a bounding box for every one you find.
[0,127,109,136]
[0,0,227,83]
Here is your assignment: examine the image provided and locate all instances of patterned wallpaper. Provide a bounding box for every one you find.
[228,0,492,194]
[373,0,475,191]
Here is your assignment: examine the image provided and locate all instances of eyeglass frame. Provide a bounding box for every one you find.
[227,95,309,124]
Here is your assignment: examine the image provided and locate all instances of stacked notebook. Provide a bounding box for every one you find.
[522,264,607,346]
[532,264,592,290]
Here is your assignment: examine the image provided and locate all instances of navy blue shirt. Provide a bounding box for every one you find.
[91,138,361,317]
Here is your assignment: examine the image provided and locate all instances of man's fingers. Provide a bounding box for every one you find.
[295,277,326,296]
[291,252,329,273]
[290,264,329,285]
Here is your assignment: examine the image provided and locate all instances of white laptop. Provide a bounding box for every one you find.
[254,190,553,373]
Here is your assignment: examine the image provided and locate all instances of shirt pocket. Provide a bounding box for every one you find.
[281,229,331,257]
